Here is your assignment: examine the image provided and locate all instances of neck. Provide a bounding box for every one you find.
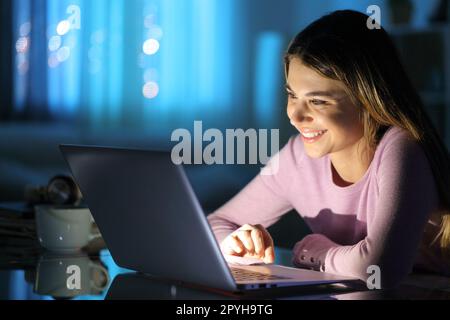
[329,138,374,186]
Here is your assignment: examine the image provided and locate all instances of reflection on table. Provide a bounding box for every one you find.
[0,247,130,300]
[3,240,450,300]
[1,207,450,302]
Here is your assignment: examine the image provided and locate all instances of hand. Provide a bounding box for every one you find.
[221,224,275,264]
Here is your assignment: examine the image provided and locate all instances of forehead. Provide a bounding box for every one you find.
[286,58,347,93]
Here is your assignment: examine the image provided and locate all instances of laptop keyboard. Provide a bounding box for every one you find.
[230,267,290,281]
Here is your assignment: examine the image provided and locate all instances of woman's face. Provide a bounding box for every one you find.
[286,58,365,159]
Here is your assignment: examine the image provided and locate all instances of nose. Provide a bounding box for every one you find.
[287,103,313,125]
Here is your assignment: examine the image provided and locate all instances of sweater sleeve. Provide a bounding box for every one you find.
[291,135,439,288]
[206,136,300,246]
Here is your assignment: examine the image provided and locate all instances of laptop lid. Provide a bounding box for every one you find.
[60,145,237,292]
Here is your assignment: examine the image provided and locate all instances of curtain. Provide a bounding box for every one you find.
[11,0,293,137]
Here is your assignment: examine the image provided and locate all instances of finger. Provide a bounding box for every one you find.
[237,230,255,254]
[260,228,274,263]
[250,228,264,257]
[254,224,270,253]
[222,242,238,256]
[239,224,254,231]
[228,235,245,255]
[263,246,275,264]
[261,228,274,249]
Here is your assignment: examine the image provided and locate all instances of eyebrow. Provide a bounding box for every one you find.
[285,84,343,98]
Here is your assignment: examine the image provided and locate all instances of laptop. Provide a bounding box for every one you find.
[60,145,359,292]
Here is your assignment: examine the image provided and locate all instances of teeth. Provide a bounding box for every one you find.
[302,130,326,138]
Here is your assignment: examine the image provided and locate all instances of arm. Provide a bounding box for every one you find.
[207,136,300,245]
[292,137,439,288]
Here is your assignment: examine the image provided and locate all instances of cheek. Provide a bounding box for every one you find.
[327,101,362,127]
[286,103,299,123]
[327,111,364,140]
[286,103,294,118]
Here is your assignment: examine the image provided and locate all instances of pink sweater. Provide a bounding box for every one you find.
[207,126,448,288]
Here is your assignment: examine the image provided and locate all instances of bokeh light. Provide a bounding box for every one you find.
[56,46,71,62]
[144,15,155,29]
[88,30,105,74]
[91,30,105,45]
[143,3,158,17]
[147,25,163,40]
[56,20,71,36]
[17,53,29,75]
[19,22,31,37]
[16,37,30,53]
[48,54,59,68]
[143,39,160,55]
[17,60,29,75]
[143,81,159,99]
[48,35,62,52]
[88,46,102,61]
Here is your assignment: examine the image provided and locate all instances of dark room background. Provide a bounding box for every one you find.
[0,0,449,254]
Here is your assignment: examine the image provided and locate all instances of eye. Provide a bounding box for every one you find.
[286,91,297,100]
[309,99,328,106]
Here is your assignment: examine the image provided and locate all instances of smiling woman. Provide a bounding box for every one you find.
[207,9,450,289]
[285,58,368,180]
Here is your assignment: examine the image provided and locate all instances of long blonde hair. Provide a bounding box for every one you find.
[285,10,450,249]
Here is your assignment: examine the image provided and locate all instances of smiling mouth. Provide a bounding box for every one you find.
[300,130,327,143]
[300,130,327,138]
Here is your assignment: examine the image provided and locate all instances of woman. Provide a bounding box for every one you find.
[207,10,450,289]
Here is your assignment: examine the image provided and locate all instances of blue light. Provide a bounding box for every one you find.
[12,0,263,131]
[47,0,61,115]
[159,0,188,110]
[108,0,125,126]
[143,39,160,55]
[87,0,107,126]
[63,0,82,116]
[157,0,235,124]
[193,0,215,110]
[46,0,82,117]
[213,0,234,113]
[13,0,31,113]
[253,32,284,127]
[8,271,27,300]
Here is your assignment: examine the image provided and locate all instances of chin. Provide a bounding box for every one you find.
[304,147,328,159]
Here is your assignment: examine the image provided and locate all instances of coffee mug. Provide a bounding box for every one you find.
[35,205,100,253]
[34,252,110,298]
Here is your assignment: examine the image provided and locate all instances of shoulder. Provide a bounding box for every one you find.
[373,126,432,182]
[376,126,422,160]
